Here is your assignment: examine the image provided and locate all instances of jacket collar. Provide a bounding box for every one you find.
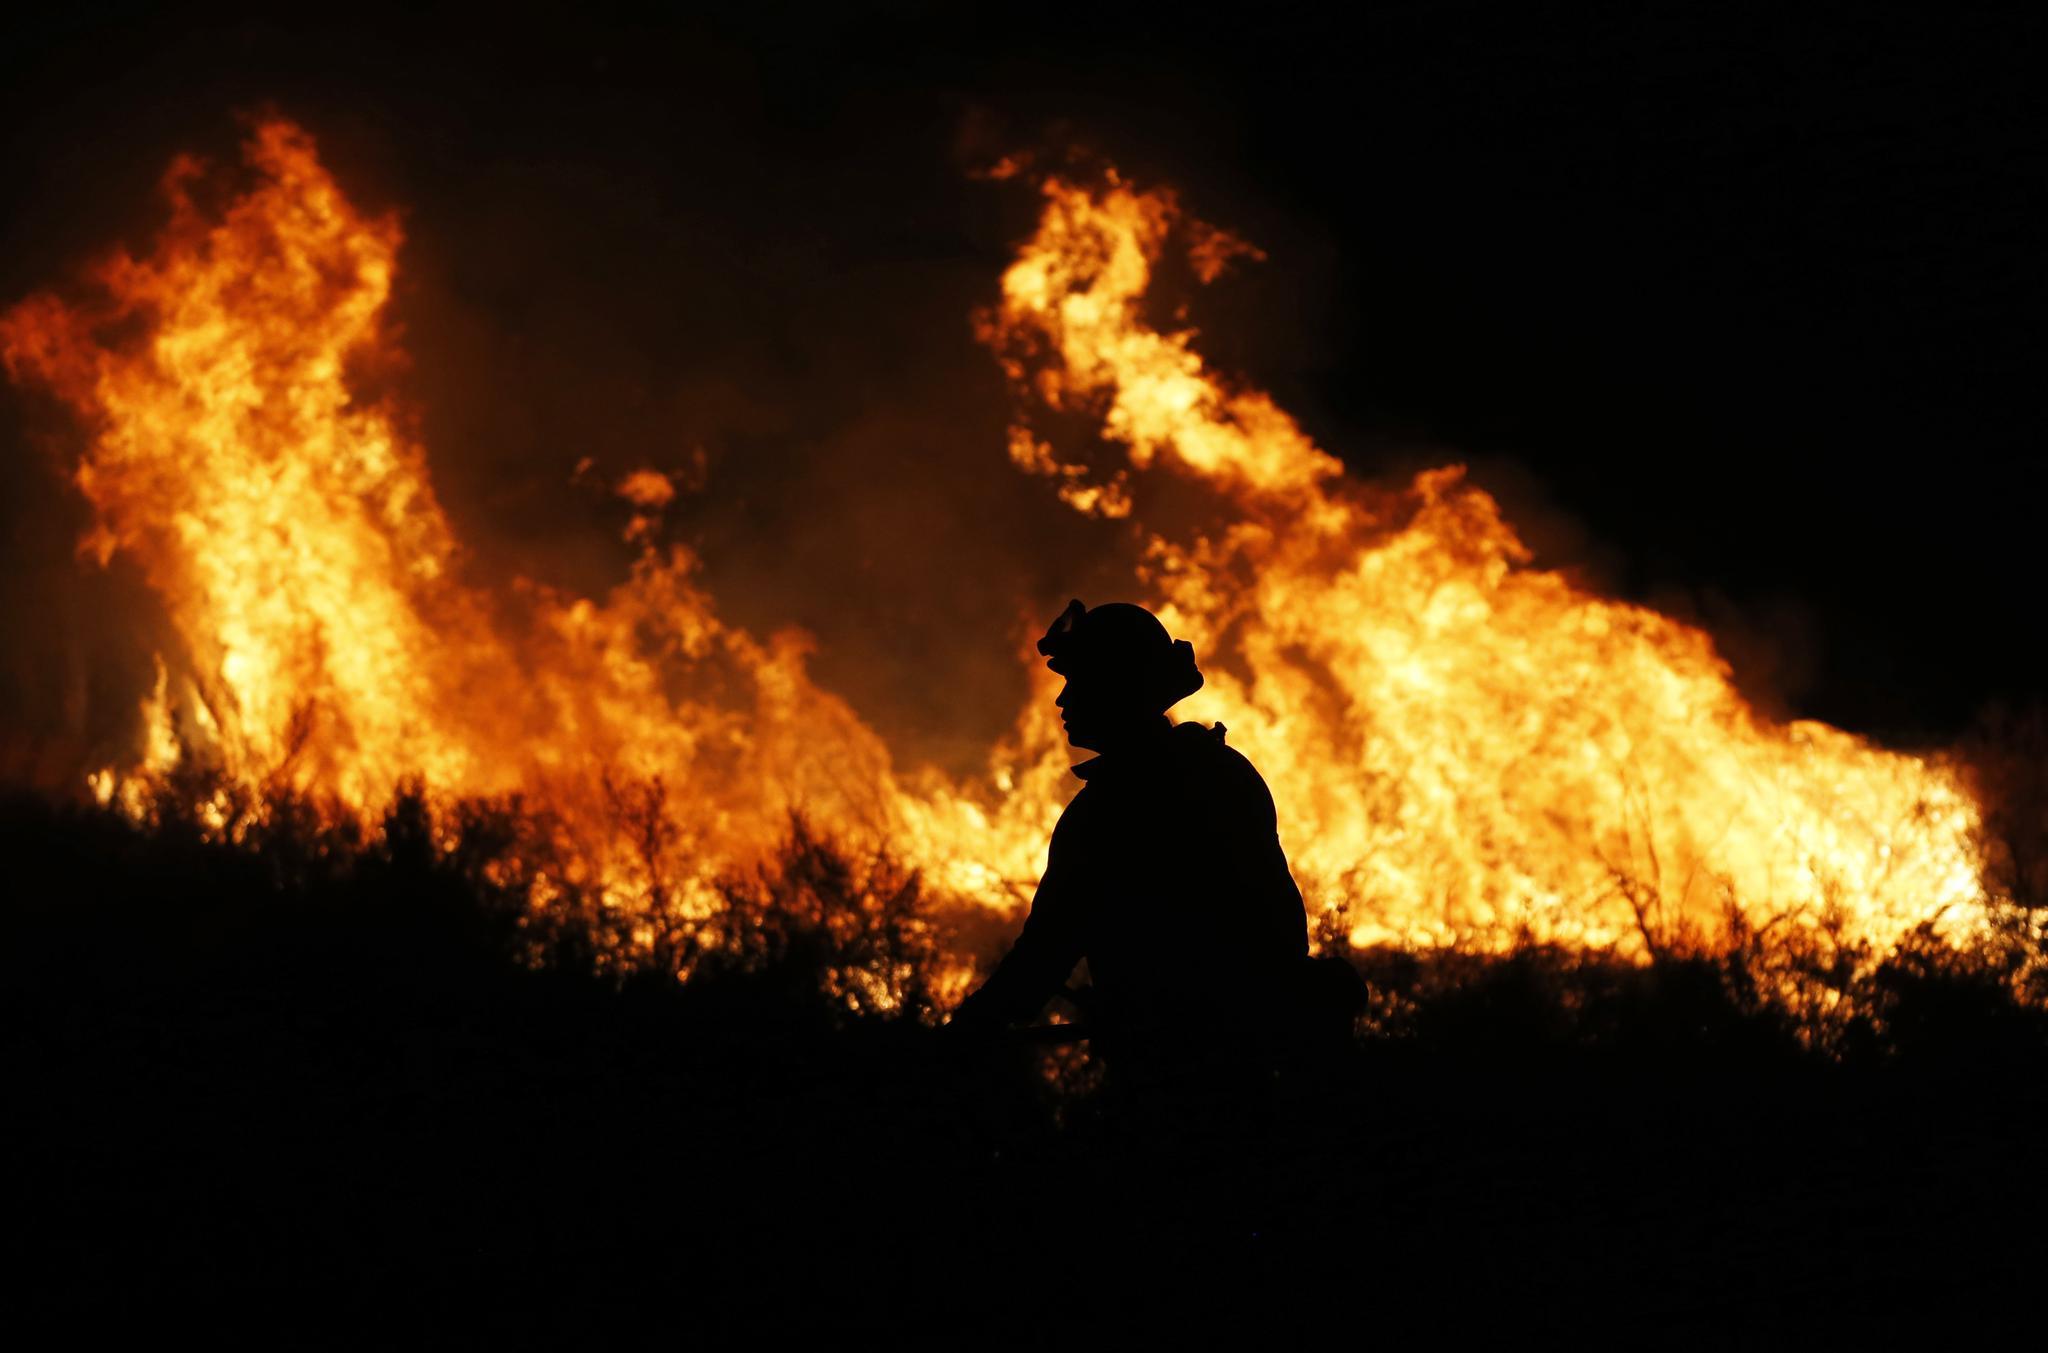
[1069,720,1225,781]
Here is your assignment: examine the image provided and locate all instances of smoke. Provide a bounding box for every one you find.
[0,95,1816,794]
[375,128,1144,776]
[5,2,2036,792]
[0,49,1361,787]
[0,80,1140,782]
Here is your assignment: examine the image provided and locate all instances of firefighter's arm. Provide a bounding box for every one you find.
[1234,752,1310,959]
[949,816,1088,1030]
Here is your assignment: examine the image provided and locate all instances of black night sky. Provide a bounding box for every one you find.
[3,1,2042,755]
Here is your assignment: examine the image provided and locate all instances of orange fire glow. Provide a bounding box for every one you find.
[0,121,1988,981]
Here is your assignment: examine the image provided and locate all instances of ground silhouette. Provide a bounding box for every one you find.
[5,684,2048,1340]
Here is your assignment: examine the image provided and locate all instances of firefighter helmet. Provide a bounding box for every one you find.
[1036,599,1204,710]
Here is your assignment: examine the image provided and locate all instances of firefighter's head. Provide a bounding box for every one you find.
[1037,599,1203,751]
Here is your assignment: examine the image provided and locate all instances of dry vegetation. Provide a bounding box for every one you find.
[5,727,2047,1340]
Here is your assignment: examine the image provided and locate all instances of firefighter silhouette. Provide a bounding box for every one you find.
[951,600,1314,1104]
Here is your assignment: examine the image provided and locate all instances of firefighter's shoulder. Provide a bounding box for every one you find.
[1176,720,1279,817]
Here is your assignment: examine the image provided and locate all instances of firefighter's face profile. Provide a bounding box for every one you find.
[1055,671,1150,751]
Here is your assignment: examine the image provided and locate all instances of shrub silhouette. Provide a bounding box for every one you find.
[7,783,2048,1341]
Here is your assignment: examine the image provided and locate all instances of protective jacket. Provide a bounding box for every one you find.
[956,720,1308,1049]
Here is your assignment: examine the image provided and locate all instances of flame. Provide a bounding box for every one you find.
[0,121,1988,979]
[982,175,1986,955]
[0,121,1037,958]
